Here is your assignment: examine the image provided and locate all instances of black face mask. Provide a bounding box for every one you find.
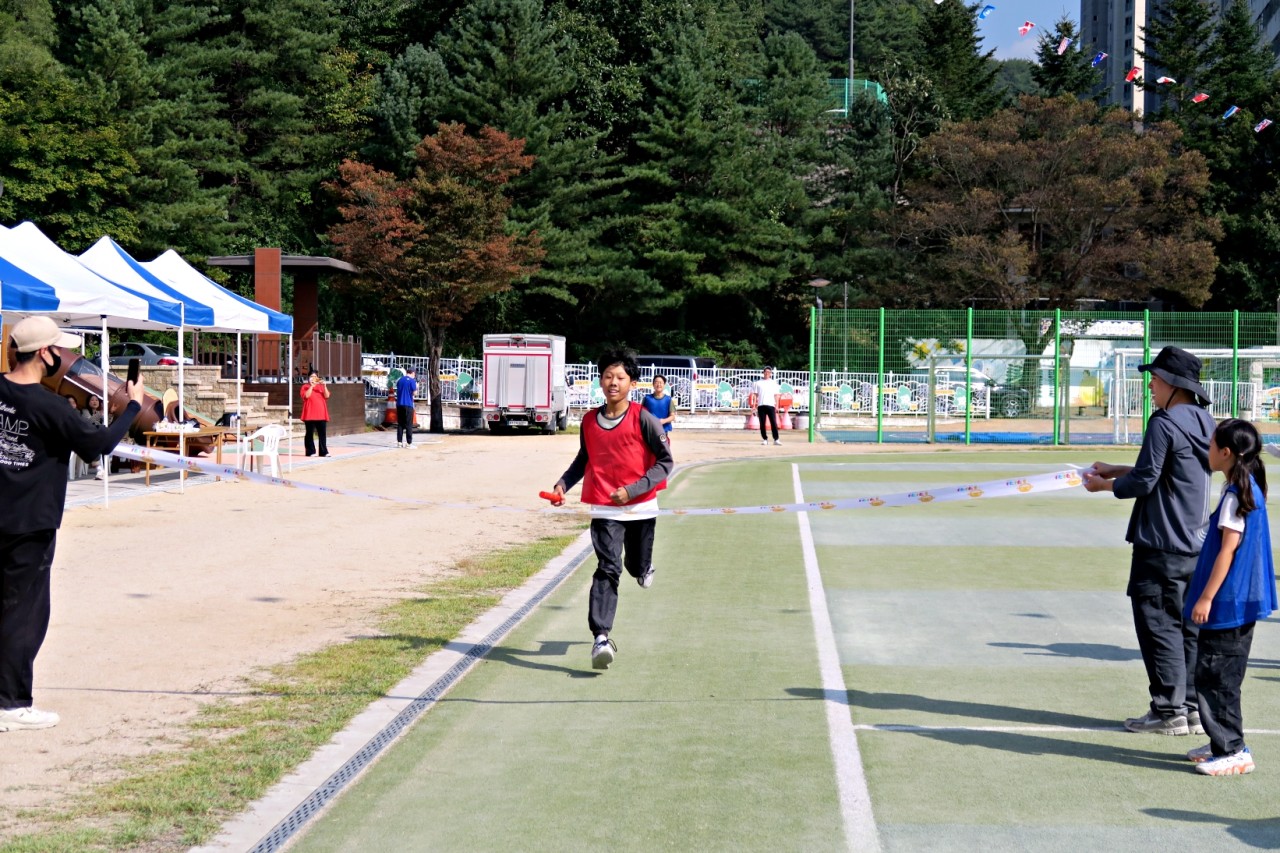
[42,349,62,378]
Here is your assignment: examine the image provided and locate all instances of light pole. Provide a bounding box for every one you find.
[808,279,832,429]
[842,280,849,372]
[849,0,855,87]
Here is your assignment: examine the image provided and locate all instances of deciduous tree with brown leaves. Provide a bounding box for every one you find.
[327,122,544,432]
[891,95,1220,356]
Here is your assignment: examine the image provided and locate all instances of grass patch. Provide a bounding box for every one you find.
[0,532,583,853]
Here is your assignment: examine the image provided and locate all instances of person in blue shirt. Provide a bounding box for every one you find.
[395,368,417,448]
[1183,418,1277,776]
[641,374,675,443]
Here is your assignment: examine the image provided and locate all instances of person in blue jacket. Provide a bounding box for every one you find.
[1183,418,1276,776]
[395,368,417,448]
[641,374,675,443]
[1083,346,1215,736]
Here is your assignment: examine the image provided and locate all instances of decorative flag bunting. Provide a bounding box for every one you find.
[1125,66,1141,83]
[1057,37,1072,55]
[1018,21,1035,35]
[1223,105,1240,119]
[1091,52,1108,66]
[1191,92,1210,103]
[1156,76,1177,84]
[1255,118,1272,132]
[978,4,995,18]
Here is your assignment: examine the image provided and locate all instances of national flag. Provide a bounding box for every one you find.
[1156,76,1176,84]
[1254,118,1272,132]
[1091,52,1108,67]
[1125,66,1141,83]
[1223,105,1240,119]
[1190,92,1210,104]
[978,4,995,18]
[1018,20,1035,36]
[1057,37,1072,55]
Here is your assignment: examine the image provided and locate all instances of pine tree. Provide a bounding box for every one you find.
[1195,0,1280,306]
[604,21,810,350]
[916,0,1000,121]
[1031,18,1101,98]
[0,0,139,245]
[1137,0,1215,119]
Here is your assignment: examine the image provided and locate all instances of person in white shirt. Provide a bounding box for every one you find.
[754,367,782,446]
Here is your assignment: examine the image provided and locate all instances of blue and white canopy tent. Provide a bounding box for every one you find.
[80,236,220,476]
[0,223,183,328]
[0,221,186,500]
[139,249,296,466]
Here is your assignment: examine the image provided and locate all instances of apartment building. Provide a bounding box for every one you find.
[1080,0,1280,114]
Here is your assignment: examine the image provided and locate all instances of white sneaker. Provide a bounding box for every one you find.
[405,443,416,450]
[591,635,616,670]
[396,441,404,447]
[0,706,60,731]
[638,567,655,589]
[774,439,782,445]
[1196,748,1254,776]
[761,439,768,446]
[1186,742,1214,763]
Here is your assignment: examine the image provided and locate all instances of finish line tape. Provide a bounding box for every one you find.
[108,444,1084,517]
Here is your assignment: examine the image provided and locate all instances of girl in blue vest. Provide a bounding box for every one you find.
[641,374,676,443]
[1184,418,1277,776]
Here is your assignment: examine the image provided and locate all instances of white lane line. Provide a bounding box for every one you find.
[793,463,881,853]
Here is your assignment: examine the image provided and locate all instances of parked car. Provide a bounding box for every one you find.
[108,341,193,366]
[911,366,1030,418]
[634,355,717,407]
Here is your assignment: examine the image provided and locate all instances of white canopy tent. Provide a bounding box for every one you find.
[140,249,295,469]
[0,222,187,502]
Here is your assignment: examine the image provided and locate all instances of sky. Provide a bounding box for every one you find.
[975,1,1082,61]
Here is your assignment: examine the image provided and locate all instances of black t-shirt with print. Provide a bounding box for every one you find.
[0,376,140,534]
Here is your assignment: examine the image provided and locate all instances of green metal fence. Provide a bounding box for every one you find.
[806,308,1280,445]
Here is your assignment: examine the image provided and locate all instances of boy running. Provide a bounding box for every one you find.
[550,350,673,670]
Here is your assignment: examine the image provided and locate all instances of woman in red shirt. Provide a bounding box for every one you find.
[300,372,331,457]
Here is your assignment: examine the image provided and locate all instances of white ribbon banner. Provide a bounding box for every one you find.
[109,444,1083,517]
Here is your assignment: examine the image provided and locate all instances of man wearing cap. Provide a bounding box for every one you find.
[0,317,145,731]
[1083,346,1216,736]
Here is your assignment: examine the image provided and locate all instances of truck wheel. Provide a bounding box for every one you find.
[556,410,568,430]
[545,417,557,436]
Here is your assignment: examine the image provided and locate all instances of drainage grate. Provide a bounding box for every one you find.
[248,543,592,853]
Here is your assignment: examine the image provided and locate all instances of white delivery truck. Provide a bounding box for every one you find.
[482,333,569,434]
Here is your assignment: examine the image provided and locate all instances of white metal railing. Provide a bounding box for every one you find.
[361,354,1015,417]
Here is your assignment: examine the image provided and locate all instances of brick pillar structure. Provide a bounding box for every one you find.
[293,269,319,376]
[254,248,283,378]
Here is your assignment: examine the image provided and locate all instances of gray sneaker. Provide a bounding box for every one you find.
[591,636,616,670]
[1187,709,1205,735]
[1124,711,1189,735]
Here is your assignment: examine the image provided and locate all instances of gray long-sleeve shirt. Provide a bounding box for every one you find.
[1112,403,1215,556]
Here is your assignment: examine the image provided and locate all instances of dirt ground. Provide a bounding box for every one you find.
[0,428,863,839]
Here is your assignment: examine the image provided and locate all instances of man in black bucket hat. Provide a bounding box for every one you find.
[1083,345,1215,736]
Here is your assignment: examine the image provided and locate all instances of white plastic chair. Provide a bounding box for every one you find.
[237,424,287,477]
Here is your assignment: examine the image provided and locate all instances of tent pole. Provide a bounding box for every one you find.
[178,312,186,494]
[288,336,294,473]
[101,318,109,508]
[236,332,242,449]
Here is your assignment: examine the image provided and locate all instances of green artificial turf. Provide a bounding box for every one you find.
[287,450,1280,852]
